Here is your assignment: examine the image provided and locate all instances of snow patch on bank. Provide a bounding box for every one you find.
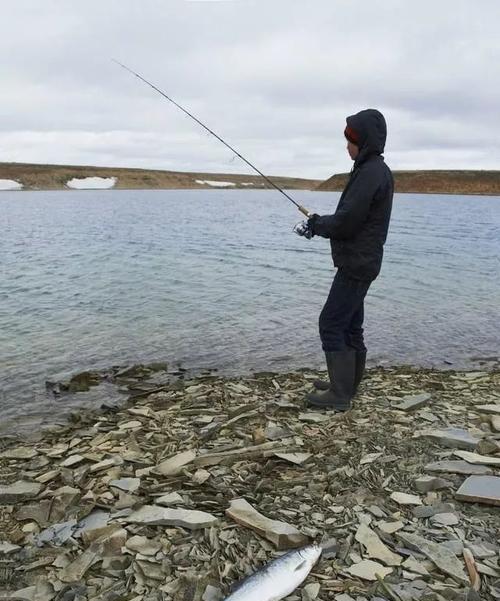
[195,179,235,188]
[67,177,117,189]
[0,179,23,190]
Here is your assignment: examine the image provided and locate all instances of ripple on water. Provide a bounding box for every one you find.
[0,189,499,433]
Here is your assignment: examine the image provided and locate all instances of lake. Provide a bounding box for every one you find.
[1,189,499,434]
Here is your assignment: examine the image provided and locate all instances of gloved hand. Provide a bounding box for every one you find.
[293,214,319,239]
[293,220,313,239]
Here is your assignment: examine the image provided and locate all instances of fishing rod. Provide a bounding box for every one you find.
[113,59,311,218]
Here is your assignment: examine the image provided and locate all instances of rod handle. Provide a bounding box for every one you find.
[298,205,310,217]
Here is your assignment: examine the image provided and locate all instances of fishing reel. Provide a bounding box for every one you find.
[293,220,313,239]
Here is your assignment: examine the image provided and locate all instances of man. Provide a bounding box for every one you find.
[299,108,393,411]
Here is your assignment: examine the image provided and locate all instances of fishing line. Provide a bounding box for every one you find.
[113,59,311,217]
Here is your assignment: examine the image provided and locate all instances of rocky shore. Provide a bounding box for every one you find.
[1,365,499,601]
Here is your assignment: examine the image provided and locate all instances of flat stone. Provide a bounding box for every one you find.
[265,425,293,440]
[346,559,393,581]
[476,563,500,577]
[12,583,54,601]
[124,505,218,529]
[418,427,481,450]
[192,469,211,484]
[74,509,110,537]
[359,452,383,465]
[302,583,320,601]
[464,541,498,559]
[414,476,453,493]
[439,539,464,555]
[202,584,223,601]
[110,477,141,492]
[125,534,162,556]
[118,420,142,430]
[431,512,460,526]
[15,500,52,527]
[477,438,500,455]
[491,416,500,432]
[89,456,123,473]
[355,523,402,566]
[94,527,127,556]
[476,404,500,415]
[60,454,86,467]
[59,543,100,582]
[156,450,196,476]
[298,412,330,423]
[0,480,42,503]
[378,520,404,534]
[425,460,492,475]
[390,492,422,505]
[35,470,60,484]
[397,532,468,584]
[367,505,386,518]
[0,541,21,554]
[155,492,184,506]
[226,498,309,550]
[413,502,455,518]
[402,556,429,576]
[36,519,77,546]
[455,475,500,506]
[273,452,312,465]
[391,580,430,601]
[394,393,431,412]
[0,447,38,460]
[115,491,139,509]
[453,450,500,466]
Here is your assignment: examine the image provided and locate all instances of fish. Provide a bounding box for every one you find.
[223,544,322,601]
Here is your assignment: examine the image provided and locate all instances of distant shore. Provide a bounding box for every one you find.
[318,169,500,196]
[1,162,499,195]
[0,162,320,192]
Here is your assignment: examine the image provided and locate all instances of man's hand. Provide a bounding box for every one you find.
[293,220,313,239]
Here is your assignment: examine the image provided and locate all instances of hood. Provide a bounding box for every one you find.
[346,108,386,164]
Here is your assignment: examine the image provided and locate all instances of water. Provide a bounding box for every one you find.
[1,190,499,433]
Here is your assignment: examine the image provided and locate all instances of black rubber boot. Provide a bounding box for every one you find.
[306,350,356,410]
[353,350,366,395]
[314,350,367,393]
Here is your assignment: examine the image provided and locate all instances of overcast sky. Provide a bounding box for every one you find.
[1,0,499,179]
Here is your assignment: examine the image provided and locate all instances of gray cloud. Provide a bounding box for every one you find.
[1,0,499,178]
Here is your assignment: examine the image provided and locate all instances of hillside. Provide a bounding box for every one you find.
[0,162,320,191]
[317,170,500,195]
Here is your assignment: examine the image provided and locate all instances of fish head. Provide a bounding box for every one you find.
[296,544,322,567]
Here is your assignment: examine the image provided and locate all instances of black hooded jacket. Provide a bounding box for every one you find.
[312,109,393,281]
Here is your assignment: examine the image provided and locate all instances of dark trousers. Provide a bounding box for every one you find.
[319,269,371,352]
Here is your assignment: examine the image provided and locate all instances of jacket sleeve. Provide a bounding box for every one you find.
[312,166,381,240]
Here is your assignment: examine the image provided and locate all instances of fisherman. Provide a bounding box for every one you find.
[298,108,393,411]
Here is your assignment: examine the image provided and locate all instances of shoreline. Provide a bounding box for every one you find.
[3,188,500,197]
[1,365,499,599]
[1,162,500,195]
[3,355,500,439]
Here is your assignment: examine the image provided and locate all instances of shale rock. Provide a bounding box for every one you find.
[226,498,309,550]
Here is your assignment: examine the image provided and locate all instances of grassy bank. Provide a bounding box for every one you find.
[317,170,500,196]
[0,162,320,191]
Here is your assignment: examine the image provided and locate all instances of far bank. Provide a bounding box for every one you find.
[1,162,500,195]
